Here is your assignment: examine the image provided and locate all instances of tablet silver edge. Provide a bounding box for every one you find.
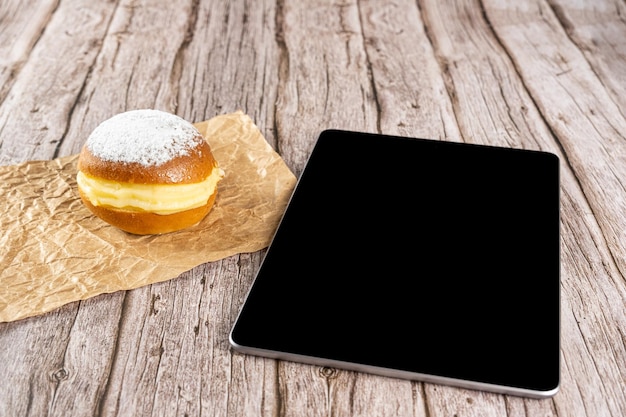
[228,331,559,400]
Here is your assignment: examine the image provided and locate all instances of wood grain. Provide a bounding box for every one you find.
[0,0,59,103]
[274,0,379,175]
[0,0,625,416]
[0,0,116,165]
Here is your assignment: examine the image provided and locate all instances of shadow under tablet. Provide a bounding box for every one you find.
[230,130,560,399]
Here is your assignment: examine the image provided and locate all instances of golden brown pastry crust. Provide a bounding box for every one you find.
[77,139,218,185]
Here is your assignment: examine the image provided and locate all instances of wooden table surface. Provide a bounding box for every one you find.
[1,0,625,416]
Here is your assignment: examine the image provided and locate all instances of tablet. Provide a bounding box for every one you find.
[230,129,560,398]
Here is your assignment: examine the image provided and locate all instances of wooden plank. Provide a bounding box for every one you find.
[0,0,59,104]
[0,0,117,165]
[427,3,624,415]
[39,294,126,416]
[174,0,281,148]
[547,0,626,114]
[266,0,440,415]
[413,0,564,413]
[96,257,270,416]
[360,0,461,141]
[0,303,78,416]
[307,0,469,415]
[273,0,379,175]
[416,0,625,415]
[484,0,626,270]
[59,0,280,416]
[0,1,124,416]
[0,293,125,416]
[56,0,203,157]
[557,182,626,416]
[481,0,626,415]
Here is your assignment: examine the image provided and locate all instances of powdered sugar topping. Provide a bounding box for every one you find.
[86,109,203,166]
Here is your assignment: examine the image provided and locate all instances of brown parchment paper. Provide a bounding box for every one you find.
[0,111,297,322]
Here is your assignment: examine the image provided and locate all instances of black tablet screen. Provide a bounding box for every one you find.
[230,130,560,398]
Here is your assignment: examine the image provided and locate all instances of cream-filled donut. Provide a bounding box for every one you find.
[77,109,224,235]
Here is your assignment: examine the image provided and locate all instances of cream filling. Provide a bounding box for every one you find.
[77,169,223,215]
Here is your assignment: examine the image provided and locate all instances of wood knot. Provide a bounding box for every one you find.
[150,345,164,356]
[318,367,338,379]
[51,368,69,382]
[150,294,161,315]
